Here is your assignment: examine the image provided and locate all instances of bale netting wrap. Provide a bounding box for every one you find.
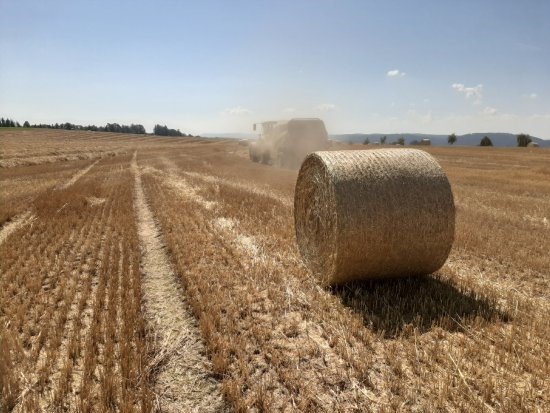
[294,149,455,285]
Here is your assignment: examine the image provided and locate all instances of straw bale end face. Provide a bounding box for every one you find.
[294,149,455,285]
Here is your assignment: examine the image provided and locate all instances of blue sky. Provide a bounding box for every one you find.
[1,0,549,137]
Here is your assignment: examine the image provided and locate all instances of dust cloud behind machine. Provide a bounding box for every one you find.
[249,118,330,169]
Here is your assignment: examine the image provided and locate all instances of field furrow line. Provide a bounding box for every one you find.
[16,211,88,362]
[47,195,114,410]
[3,130,548,411]
[0,159,103,257]
[0,214,64,276]
[57,159,100,190]
[207,215,379,404]
[142,171,377,410]
[200,183,512,408]
[182,170,292,208]
[91,227,122,410]
[131,152,226,413]
[23,226,81,365]
[151,165,518,410]
[156,156,292,208]
[78,205,117,411]
[34,206,106,408]
[0,211,36,247]
[9,193,104,412]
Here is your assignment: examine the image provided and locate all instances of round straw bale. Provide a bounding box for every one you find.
[294,149,455,285]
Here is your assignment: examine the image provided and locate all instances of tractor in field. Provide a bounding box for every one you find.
[249,118,329,168]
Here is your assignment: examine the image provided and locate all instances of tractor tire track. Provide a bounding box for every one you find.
[0,211,36,247]
[56,159,100,190]
[48,196,114,410]
[10,187,105,412]
[0,159,101,250]
[142,171,377,411]
[131,152,226,413]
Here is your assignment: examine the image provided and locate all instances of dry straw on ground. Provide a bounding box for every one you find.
[294,149,455,285]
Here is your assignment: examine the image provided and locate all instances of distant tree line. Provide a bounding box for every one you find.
[361,132,535,147]
[0,118,21,127]
[480,136,493,146]
[447,132,533,147]
[516,133,532,147]
[153,124,188,137]
[362,135,404,145]
[1,117,147,134]
[1,116,197,137]
[32,121,147,134]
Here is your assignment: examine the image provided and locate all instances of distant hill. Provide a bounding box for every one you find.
[202,131,549,147]
[331,133,549,147]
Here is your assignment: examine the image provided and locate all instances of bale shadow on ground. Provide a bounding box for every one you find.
[330,274,509,339]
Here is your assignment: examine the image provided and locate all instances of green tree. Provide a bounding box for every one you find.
[154,124,183,137]
[23,121,30,128]
[448,133,457,145]
[480,136,493,146]
[397,137,405,146]
[380,136,387,144]
[363,137,370,145]
[517,133,532,147]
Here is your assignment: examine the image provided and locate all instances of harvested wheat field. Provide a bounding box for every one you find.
[1,128,549,412]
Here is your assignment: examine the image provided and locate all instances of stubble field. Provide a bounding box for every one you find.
[1,129,548,412]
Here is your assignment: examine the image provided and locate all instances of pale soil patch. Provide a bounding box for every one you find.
[86,196,106,206]
[163,175,217,210]
[213,216,236,231]
[141,165,217,210]
[0,211,36,246]
[158,156,292,210]
[207,212,380,409]
[132,153,226,413]
[523,214,549,229]
[159,157,291,208]
[212,217,261,260]
[183,170,292,208]
[0,151,119,168]
[57,159,100,190]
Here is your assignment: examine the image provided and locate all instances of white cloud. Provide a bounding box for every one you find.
[222,106,252,116]
[387,69,405,77]
[482,106,497,116]
[315,103,336,112]
[522,93,538,100]
[282,107,296,113]
[452,83,483,103]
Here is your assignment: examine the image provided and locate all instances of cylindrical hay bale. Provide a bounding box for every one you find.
[294,149,455,285]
